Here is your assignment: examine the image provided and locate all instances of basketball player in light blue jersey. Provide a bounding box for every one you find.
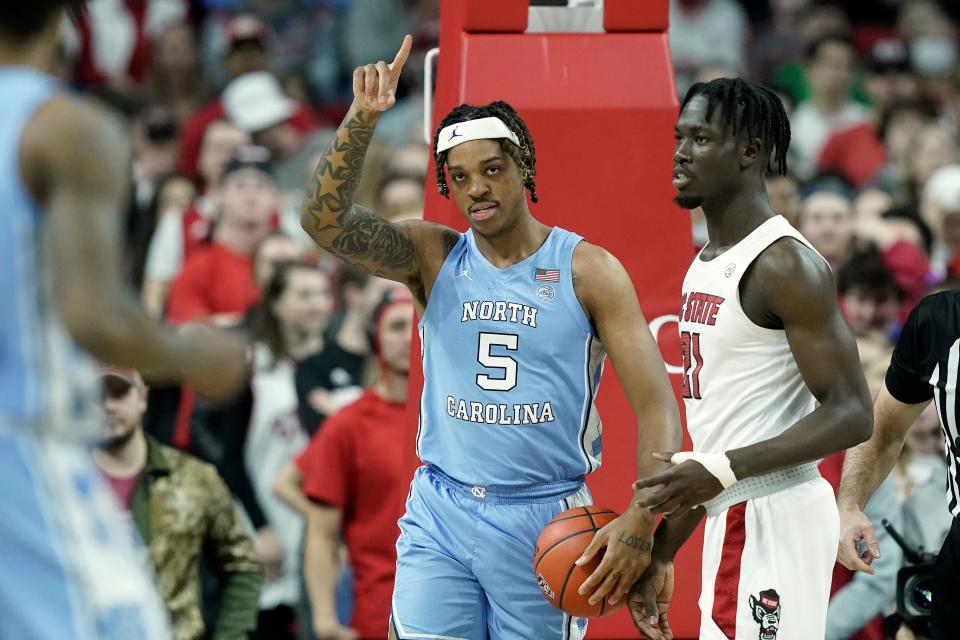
[299,36,682,639]
[0,3,251,637]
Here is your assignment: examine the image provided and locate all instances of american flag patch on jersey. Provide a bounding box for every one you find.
[534,268,560,282]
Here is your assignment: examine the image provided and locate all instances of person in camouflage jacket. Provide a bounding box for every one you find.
[94,367,263,640]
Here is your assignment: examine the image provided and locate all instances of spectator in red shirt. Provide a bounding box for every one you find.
[166,144,277,325]
[817,40,930,189]
[143,119,251,318]
[273,288,415,640]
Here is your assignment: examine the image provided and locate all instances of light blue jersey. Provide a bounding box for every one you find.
[417,227,605,487]
[0,67,99,440]
[0,67,168,639]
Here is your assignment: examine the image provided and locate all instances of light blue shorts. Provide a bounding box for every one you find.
[390,465,592,640]
[0,426,169,639]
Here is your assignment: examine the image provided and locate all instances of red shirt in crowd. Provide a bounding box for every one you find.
[817,122,887,189]
[101,470,142,512]
[166,243,259,324]
[296,389,408,639]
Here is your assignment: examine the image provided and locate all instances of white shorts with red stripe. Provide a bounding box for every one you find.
[698,476,839,640]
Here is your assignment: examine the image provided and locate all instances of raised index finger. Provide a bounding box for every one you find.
[389,34,414,78]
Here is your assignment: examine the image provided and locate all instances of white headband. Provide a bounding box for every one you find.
[436,117,521,153]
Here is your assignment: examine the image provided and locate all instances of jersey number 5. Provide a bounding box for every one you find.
[680,331,703,400]
[476,332,518,391]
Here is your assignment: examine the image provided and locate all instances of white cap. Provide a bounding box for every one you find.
[222,72,296,133]
[924,164,960,212]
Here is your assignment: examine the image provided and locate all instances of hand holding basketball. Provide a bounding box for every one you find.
[574,504,654,608]
[533,506,627,617]
[353,35,412,113]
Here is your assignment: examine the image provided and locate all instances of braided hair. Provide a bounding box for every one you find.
[680,78,791,176]
[433,101,539,203]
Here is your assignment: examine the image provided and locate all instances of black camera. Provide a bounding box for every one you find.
[882,519,937,635]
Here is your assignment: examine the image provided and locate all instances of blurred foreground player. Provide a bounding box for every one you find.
[631,78,873,639]
[0,2,249,637]
[837,290,960,640]
[298,36,682,640]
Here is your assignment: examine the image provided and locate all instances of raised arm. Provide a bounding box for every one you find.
[299,35,457,305]
[570,244,683,608]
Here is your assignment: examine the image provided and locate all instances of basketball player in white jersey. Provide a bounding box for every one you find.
[629,78,874,640]
[298,37,684,639]
[0,3,249,637]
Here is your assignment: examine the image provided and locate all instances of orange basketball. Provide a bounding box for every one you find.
[533,505,626,617]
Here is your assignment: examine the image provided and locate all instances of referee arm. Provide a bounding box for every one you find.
[838,299,936,573]
[837,386,928,573]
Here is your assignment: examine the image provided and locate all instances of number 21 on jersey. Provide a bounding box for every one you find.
[680,331,703,399]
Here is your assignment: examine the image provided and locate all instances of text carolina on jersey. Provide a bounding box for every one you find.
[445,300,556,426]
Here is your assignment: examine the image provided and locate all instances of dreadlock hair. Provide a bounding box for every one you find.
[433,101,538,203]
[680,78,791,176]
[0,0,85,41]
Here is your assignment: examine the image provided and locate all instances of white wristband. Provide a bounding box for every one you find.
[670,452,738,489]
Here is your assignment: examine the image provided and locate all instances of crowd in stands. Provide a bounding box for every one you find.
[64,1,960,638]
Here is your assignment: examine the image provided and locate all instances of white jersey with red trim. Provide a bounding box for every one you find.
[679,215,828,454]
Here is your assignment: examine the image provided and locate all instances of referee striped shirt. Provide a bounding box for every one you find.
[885,290,960,519]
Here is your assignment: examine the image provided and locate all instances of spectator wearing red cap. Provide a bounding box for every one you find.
[176,13,270,183]
[274,288,415,640]
[93,366,263,640]
[166,145,277,325]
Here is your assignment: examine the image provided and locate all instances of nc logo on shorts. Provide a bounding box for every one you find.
[537,572,556,599]
[748,588,781,640]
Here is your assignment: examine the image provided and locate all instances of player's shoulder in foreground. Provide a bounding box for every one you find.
[23,93,127,158]
[20,93,130,197]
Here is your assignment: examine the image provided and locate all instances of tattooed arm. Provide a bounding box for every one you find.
[299,36,458,305]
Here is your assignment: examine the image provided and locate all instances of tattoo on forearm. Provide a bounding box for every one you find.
[301,108,417,278]
[618,531,652,553]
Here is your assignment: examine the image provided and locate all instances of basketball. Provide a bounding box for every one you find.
[533,505,626,618]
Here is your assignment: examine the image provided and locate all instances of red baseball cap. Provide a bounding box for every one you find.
[225,14,267,51]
